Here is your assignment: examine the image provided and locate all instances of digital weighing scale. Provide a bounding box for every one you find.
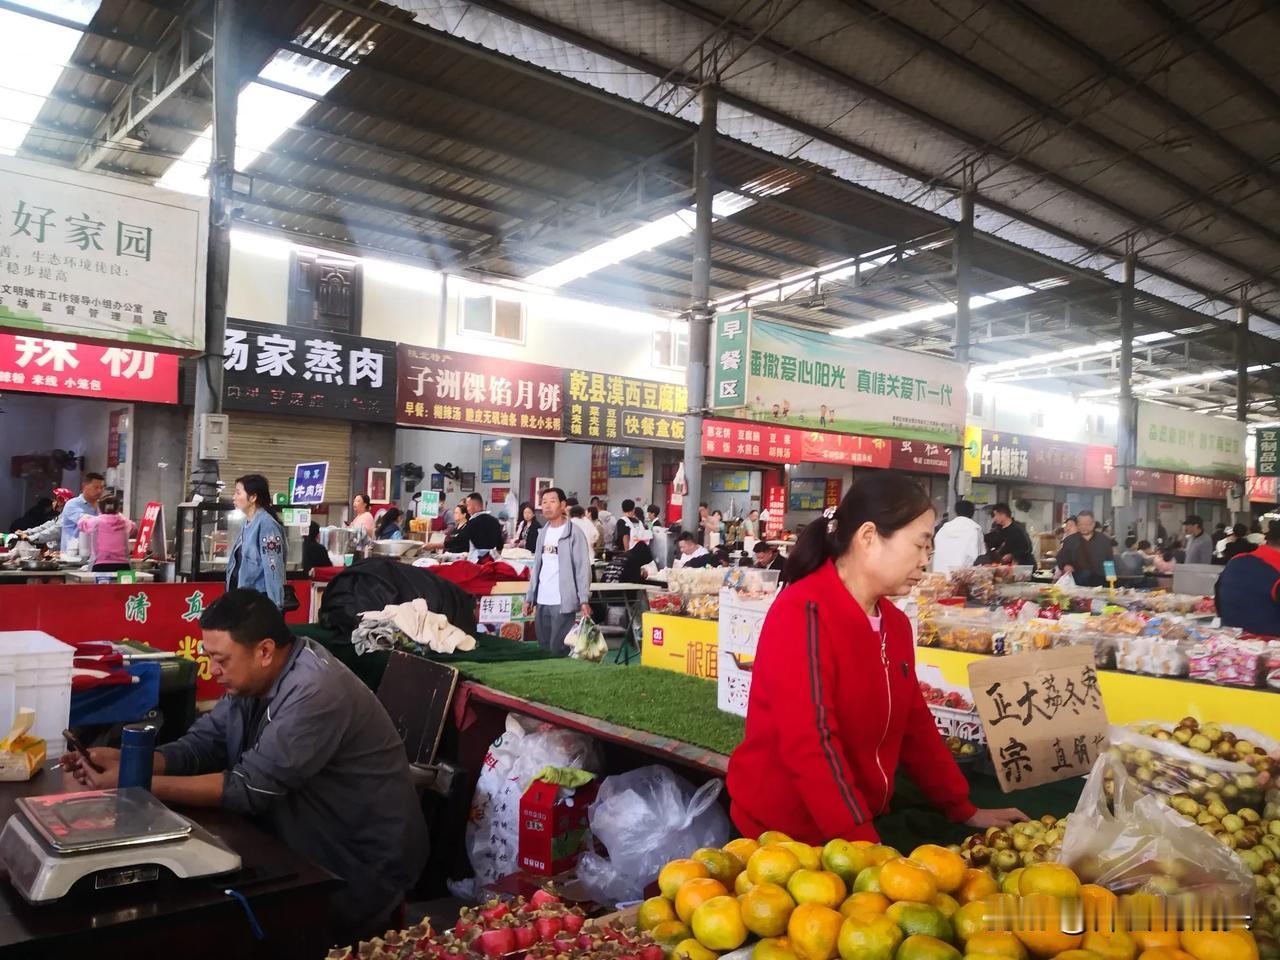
[0,788,241,903]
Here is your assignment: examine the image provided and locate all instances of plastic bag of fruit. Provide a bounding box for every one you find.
[1059,752,1253,900]
[576,765,731,907]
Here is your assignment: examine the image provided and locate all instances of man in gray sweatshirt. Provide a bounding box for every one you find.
[525,486,592,657]
[63,589,427,944]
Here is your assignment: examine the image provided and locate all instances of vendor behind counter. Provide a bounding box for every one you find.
[63,588,428,945]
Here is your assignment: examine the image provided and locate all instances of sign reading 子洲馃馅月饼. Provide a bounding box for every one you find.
[563,368,687,447]
[0,155,208,352]
[221,319,397,422]
[396,345,563,438]
[968,645,1109,793]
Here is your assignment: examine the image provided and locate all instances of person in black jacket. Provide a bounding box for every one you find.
[986,502,1035,565]
[301,522,331,573]
[445,493,504,552]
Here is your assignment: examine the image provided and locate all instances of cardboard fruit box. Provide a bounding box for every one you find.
[517,778,599,877]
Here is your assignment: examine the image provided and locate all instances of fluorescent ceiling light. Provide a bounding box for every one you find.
[527,176,791,289]
[0,2,102,155]
[972,331,1176,380]
[157,50,348,196]
[830,278,1069,339]
[1081,364,1267,398]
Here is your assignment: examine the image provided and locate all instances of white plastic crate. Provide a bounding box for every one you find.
[0,631,74,754]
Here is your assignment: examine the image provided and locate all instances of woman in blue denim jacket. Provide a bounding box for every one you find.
[227,473,286,608]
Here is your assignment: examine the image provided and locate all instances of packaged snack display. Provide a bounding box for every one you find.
[647,592,683,614]
[1267,641,1280,690]
[1113,635,1191,676]
[1187,636,1268,687]
[917,607,1006,653]
[684,594,719,620]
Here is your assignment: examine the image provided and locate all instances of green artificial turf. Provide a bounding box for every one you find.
[455,660,746,756]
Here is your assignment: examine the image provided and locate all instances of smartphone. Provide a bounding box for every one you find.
[62,729,105,774]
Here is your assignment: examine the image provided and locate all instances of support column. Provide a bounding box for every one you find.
[681,83,716,519]
[436,271,449,347]
[946,190,974,514]
[1236,299,1251,525]
[1114,255,1136,539]
[189,0,238,499]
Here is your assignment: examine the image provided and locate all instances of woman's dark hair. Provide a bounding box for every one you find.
[784,471,934,584]
[377,508,403,537]
[99,495,119,515]
[353,492,370,509]
[235,473,280,522]
[519,501,533,517]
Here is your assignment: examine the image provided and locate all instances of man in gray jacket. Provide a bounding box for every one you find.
[63,589,427,944]
[525,486,592,656]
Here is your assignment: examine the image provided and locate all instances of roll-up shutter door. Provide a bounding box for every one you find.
[187,413,351,507]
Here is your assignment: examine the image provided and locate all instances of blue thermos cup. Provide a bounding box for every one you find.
[118,722,158,791]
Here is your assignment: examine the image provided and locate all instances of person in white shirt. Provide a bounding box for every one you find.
[672,531,714,569]
[932,499,986,574]
[568,505,599,553]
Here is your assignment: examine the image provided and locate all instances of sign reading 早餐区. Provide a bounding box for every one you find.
[222,319,396,422]
[968,646,1110,793]
[396,345,563,438]
[0,333,177,402]
[0,155,208,352]
[563,368,687,448]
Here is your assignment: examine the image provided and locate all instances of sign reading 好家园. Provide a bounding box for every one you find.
[716,315,966,445]
[0,155,208,352]
[222,319,396,422]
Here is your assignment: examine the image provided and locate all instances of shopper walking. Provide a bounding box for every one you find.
[227,473,287,609]
[932,500,985,574]
[525,487,592,657]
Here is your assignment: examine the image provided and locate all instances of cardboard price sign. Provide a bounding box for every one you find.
[968,646,1109,792]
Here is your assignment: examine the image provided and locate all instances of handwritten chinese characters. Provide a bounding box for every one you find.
[969,646,1110,792]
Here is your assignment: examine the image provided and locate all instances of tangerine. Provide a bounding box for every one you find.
[824,840,876,886]
[912,845,967,894]
[1053,951,1105,960]
[639,895,679,931]
[727,838,763,864]
[868,846,903,866]
[676,878,730,924]
[853,866,885,894]
[837,912,904,960]
[674,938,719,960]
[1132,935,1185,953]
[933,893,960,920]
[691,895,749,951]
[1080,886,1120,936]
[789,903,846,960]
[761,831,796,846]
[751,846,806,887]
[741,883,798,939]
[651,920,693,947]
[661,859,712,899]
[1179,931,1260,960]
[954,900,995,943]
[965,931,1029,960]
[957,870,1000,905]
[1018,864,1081,899]
[694,847,746,885]
[886,902,953,941]
[897,933,962,960]
[841,893,892,919]
[737,871,758,896]
[1001,870,1025,896]
[880,858,939,904]
[1011,892,1082,959]
[1138,951,1199,960]
[781,842,823,871]
[1083,932,1138,960]
[789,870,849,909]
[756,937,801,960]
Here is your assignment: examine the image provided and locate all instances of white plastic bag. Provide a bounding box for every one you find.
[1058,753,1252,900]
[576,766,731,906]
[565,617,608,661]
[463,717,602,888]
[1055,571,1076,588]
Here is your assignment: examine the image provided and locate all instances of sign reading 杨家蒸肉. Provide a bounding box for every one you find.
[222,319,397,422]
[0,155,208,352]
[713,314,966,445]
[1136,400,1247,479]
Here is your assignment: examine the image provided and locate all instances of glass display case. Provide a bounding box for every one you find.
[176,500,306,581]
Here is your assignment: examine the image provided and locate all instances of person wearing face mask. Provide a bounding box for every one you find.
[726,471,1026,844]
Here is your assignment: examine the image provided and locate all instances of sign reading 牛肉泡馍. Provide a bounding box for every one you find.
[1135,400,1246,479]
[968,646,1110,793]
[715,314,967,445]
[0,155,208,352]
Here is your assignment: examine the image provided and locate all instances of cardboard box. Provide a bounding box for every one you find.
[517,778,599,876]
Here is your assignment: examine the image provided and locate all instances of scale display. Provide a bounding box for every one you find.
[17,788,192,854]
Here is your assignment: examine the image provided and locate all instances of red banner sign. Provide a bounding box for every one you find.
[1248,473,1277,504]
[800,431,892,468]
[702,419,799,462]
[589,445,609,497]
[1175,474,1234,499]
[824,477,842,509]
[131,502,162,559]
[1084,445,1176,494]
[0,582,311,700]
[888,439,952,475]
[0,333,177,402]
[396,345,564,438]
[763,483,786,538]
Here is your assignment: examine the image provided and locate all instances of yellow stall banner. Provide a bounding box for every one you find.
[642,613,719,681]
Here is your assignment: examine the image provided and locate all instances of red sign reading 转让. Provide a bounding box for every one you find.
[396,345,564,438]
[0,333,177,403]
[702,419,799,462]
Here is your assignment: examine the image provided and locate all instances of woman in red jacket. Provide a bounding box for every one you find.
[727,472,1024,844]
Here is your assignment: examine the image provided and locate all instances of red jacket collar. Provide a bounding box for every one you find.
[1249,543,1280,575]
